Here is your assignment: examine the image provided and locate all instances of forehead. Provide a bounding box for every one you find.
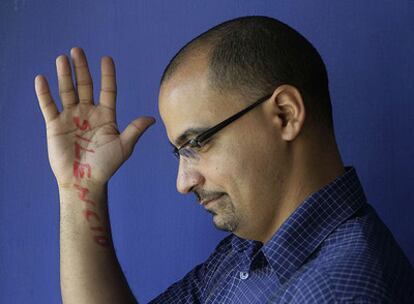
[158,60,234,146]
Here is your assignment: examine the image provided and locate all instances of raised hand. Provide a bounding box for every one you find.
[35,47,155,188]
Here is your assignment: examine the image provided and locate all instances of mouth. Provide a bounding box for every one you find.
[200,194,224,207]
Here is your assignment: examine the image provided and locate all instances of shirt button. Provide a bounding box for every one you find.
[239,271,249,280]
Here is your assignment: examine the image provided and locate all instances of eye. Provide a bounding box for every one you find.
[188,138,201,149]
[197,137,213,150]
[181,147,198,158]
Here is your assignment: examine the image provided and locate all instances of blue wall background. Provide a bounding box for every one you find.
[1,1,413,303]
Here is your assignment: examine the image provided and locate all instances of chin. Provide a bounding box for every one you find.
[212,214,238,232]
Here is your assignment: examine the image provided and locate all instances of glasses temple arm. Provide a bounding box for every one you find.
[197,94,272,143]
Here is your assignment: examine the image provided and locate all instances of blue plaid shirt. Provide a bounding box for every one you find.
[149,166,414,303]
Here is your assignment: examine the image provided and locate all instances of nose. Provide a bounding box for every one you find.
[176,158,205,194]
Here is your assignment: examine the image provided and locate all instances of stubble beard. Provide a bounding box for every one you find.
[207,196,240,232]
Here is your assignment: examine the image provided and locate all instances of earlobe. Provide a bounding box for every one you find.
[272,85,306,141]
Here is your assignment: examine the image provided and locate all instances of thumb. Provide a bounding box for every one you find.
[120,116,156,158]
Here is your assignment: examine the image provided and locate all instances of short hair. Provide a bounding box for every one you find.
[160,15,334,131]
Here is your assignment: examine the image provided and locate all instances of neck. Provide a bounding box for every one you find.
[261,132,345,244]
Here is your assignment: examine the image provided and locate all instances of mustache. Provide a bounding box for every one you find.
[194,190,225,203]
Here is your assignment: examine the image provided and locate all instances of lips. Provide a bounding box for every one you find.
[200,194,224,207]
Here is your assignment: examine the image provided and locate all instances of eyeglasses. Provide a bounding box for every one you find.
[172,93,273,161]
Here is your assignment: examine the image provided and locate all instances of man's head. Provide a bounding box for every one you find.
[158,16,342,242]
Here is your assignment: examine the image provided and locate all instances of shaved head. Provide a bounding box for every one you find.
[160,15,334,131]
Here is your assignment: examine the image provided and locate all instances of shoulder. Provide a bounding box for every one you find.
[283,254,394,303]
[282,203,414,303]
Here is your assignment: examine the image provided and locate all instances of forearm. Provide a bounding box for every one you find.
[34,47,154,303]
[59,182,137,304]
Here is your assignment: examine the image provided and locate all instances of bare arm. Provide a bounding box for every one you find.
[59,183,137,303]
[35,47,155,303]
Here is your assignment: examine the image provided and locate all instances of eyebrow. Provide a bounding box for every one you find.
[169,127,210,148]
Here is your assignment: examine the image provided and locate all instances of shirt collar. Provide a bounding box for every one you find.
[230,166,367,284]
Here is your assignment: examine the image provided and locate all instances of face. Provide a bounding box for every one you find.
[158,56,291,240]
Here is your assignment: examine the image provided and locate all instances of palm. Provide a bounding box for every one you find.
[35,47,155,187]
[46,104,122,186]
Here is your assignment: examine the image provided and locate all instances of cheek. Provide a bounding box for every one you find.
[201,121,279,196]
[227,127,271,172]
[201,146,244,202]
[203,137,258,201]
[220,127,280,191]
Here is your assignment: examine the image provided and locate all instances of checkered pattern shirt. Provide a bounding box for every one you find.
[148,166,414,303]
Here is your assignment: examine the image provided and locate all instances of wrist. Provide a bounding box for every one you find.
[58,178,107,192]
[58,179,108,203]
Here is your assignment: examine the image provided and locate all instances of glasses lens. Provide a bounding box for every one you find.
[180,146,199,160]
[173,149,180,159]
[172,145,198,160]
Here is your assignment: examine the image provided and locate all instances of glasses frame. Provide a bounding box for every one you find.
[173,93,273,159]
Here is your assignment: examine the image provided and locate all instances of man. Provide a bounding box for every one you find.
[35,16,413,303]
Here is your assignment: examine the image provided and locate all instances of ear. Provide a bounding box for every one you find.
[269,84,306,141]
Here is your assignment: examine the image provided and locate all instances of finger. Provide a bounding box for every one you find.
[99,56,116,112]
[71,47,94,105]
[120,117,156,158]
[56,55,77,108]
[34,74,59,124]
